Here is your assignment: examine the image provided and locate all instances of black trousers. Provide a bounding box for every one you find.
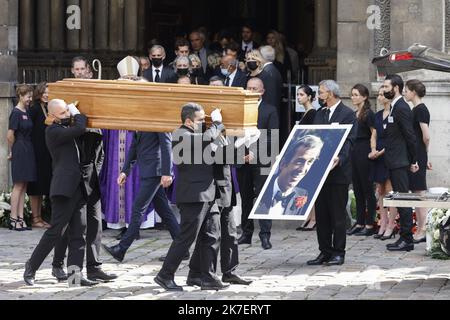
[53,176,102,272]
[189,206,239,278]
[390,167,413,243]
[159,202,217,281]
[28,186,87,272]
[352,142,377,226]
[315,183,349,257]
[236,165,272,239]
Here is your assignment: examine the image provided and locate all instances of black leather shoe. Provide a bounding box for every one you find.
[23,260,36,286]
[238,235,252,245]
[347,224,364,235]
[354,227,376,237]
[52,267,68,281]
[102,244,125,263]
[324,255,345,266]
[387,240,414,252]
[79,277,99,287]
[386,238,403,248]
[201,279,230,291]
[261,237,272,250]
[158,252,190,262]
[306,253,330,266]
[222,273,252,285]
[87,269,118,282]
[186,277,203,287]
[154,274,183,291]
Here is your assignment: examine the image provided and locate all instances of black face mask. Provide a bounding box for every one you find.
[59,116,73,127]
[151,58,163,68]
[191,68,201,77]
[318,99,327,108]
[246,61,258,71]
[383,89,396,100]
[177,68,189,76]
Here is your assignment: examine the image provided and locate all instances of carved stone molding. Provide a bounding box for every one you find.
[374,0,391,57]
[446,0,450,51]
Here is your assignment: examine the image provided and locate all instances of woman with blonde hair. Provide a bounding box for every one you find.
[265,30,292,80]
[188,54,207,85]
[245,49,265,77]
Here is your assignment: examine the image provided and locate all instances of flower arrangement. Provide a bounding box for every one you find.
[0,190,33,228]
[426,208,450,260]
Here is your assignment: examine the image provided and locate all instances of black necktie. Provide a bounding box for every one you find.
[324,109,330,123]
[244,45,248,53]
[154,69,161,83]
[273,191,294,207]
[225,76,230,86]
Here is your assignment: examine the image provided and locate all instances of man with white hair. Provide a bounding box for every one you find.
[24,100,98,287]
[255,46,283,111]
[143,45,177,83]
[189,30,214,79]
[307,80,357,267]
[218,55,248,88]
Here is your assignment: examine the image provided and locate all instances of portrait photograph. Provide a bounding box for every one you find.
[249,125,352,221]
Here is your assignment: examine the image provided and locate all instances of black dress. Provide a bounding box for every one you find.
[27,102,52,196]
[8,107,37,183]
[409,103,430,191]
[372,110,389,184]
[299,108,317,125]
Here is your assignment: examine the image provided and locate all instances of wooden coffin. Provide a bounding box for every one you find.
[48,79,260,136]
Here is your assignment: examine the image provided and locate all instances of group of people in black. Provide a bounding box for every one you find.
[8,23,431,291]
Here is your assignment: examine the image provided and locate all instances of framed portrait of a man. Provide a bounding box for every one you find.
[249,125,352,221]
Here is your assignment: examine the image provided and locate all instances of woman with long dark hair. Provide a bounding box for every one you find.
[347,84,377,236]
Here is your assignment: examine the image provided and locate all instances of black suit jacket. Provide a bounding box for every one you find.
[46,114,87,198]
[238,42,260,62]
[257,63,283,108]
[78,129,104,197]
[173,122,226,203]
[384,97,417,169]
[314,102,357,185]
[143,66,178,83]
[230,70,248,88]
[122,132,172,178]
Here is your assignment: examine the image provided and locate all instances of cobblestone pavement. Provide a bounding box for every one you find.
[0,223,449,300]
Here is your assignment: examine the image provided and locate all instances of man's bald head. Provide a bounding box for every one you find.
[48,99,70,120]
[246,77,265,95]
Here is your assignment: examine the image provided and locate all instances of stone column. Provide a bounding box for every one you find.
[137,0,146,53]
[109,0,124,51]
[124,0,138,51]
[36,0,50,50]
[329,0,337,49]
[95,0,108,50]
[80,0,94,50]
[315,0,330,48]
[50,0,65,50]
[19,0,34,50]
[0,0,19,191]
[66,0,80,50]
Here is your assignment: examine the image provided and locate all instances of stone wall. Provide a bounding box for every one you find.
[0,0,18,191]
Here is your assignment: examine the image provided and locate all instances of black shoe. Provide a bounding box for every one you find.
[158,252,190,262]
[374,232,385,239]
[87,269,118,282]
[386,238,403,248]
[52,267,68,281]
[186,277,203,287]
[79,277,100,287]
[347,224,364,235]
[201,279,230,291]
[306,253,330,266]
[102,244,125,263]
[238,235,252,245]
[324,255,345,266]
[354,227,376,237]
[23,260,36,286]
[387,240,414,252]
[413,237,426,244]
[260,237,272,250]
[222,273,252,285]
[381,229,398,241]
[154,274,183,291]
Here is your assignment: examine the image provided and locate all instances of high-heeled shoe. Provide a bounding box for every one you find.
[374,231,385,239]
[17,217,32,231]
[380,229,397,241]
[8,217,26,231]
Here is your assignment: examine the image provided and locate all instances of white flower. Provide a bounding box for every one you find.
[0,209,4,218]
[0,201,11,211]
[433,229,441,241]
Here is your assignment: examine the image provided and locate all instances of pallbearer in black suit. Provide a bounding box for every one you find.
[382,75,418,252]
[24,99,97,287]
[143,45,178,84]
[308,80,357,266]
[237,78,279,250]
[154,104,229,291]
[102,130,181,262]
